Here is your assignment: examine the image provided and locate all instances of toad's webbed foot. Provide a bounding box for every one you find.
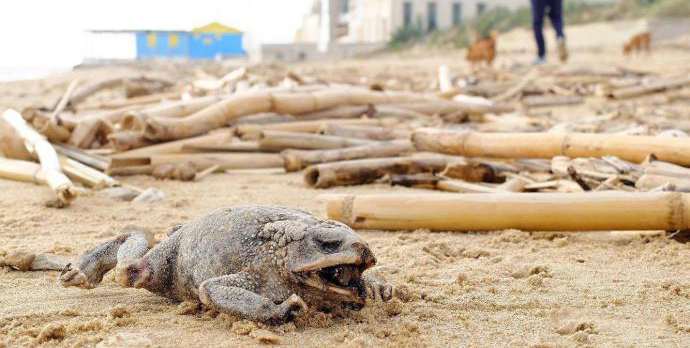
[362,273,393,302]
[199,273,307,324]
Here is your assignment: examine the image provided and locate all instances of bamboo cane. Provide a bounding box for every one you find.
[67,77,124,107]
[53,143,109,171]
[322,192,690,231]
[120,95,226,130]
[304,156,449,188]
[318,124,410,141]
[233,113,296,126]
[60,156,118,189]
[523,95,583,108]
[108,131,153,152]
[111,129,232,159]
[412,128,690,166]
[107,165,154,176]
[282,140,413,172]
[636,174,690,192]
[143,89,439,141]
[609,77,690,99]
[298,105,373,121]
[2,109,76,206]
[0,157,46,184]
[68,118,113,149]
[149,153,284,171]
[258,131,373,151]
[79,91,180,111]
[237,118,394,140]
[182,142,269,153]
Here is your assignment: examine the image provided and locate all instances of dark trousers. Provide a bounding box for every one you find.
[531,0,565,58]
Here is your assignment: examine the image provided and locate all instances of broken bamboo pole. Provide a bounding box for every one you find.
[2,109,76,206]
[258,131,373,151]
[304,156,449,188]
[282,140,413,172]
[0,157,46,184]
[322,192,690,231]
[412,128,690,166]
[142,89,439,141]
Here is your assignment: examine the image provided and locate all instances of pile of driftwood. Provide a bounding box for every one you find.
[1,63,689,223]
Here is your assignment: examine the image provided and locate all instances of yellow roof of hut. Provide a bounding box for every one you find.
[192,22,242,34]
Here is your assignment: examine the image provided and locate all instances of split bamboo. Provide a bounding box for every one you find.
[304,156,449,188]
[322,192,690,231]
[2,109,76,206]
[413,128,690,166]
[282,140,413,172]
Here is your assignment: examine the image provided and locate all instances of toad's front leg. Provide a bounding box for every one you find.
[199,272,307,324]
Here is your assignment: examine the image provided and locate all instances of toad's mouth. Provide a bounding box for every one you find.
[295,263,366,303]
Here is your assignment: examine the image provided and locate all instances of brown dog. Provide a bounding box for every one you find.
[467,31,498,66]
[623,32,651,55]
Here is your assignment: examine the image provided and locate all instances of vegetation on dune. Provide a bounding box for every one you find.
[388,0,689,50]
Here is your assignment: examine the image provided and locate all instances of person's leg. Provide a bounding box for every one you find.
[531,0,547,60]
[548,0,568,62]
[547,0,565,39]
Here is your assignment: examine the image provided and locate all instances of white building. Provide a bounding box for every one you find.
[297,0,523,47]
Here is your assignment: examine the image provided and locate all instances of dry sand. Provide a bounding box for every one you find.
[1,20,690,347]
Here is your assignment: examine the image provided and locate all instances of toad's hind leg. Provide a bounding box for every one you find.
[199,273,308,324]
[60,227,154,289]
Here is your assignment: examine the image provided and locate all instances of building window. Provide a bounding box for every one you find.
[146,33,157,48]
[477,2,486,16]
[340,0,349,14]
[452,2,462,26]
[427,2,437,32]
[403,2,413,27]
[168,34,179,48]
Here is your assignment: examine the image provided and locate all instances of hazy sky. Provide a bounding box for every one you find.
[0,0,313,70]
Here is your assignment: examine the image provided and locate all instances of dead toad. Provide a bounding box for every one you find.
[59,205,392,323]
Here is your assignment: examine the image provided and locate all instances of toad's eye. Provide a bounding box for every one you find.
[315,238,342,253]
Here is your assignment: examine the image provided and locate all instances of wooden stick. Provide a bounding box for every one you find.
[609,77,690,99]
[120,95,226,130]
[282,140,413,172]
[68,118,112,149]
[318,124,409,141]
[50,79,80,122]
[304,156,449,188]
[258,131,373,151]
[492,69,536,102]
[413,128,690,166]
[194,164,220,181]
[322,192,690,231]
[2,109,76,206]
